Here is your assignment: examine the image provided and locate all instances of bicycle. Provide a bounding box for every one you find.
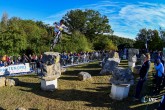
[50,31,61,51]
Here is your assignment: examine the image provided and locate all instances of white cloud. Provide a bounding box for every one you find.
[113,2,165,38]
[43,1,165,39]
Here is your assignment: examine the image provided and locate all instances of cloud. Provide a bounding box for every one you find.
[43,1,165,39]
[114,2,165,38]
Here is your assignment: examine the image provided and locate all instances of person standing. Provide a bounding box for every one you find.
[134,53,151,100]
[0,61,4,67]
[153,58,164,94]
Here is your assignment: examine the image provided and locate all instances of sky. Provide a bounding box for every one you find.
[0,0,165,39]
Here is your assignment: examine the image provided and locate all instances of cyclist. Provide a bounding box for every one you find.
[50,19,68,50]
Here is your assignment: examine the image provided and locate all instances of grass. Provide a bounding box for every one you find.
[0,60,164,110]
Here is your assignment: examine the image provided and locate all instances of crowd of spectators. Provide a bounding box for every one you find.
[0,54,42,68]
[0,49,165,68]
[59,51,106,66]
[0,50,109,69]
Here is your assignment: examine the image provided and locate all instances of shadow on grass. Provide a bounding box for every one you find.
[92,83,110,85]
[85,86,110,92]
[19,81,111,108]
[79,62,101,68]
[59,76,78,81]
[18,79,160,110]
[63,69,101,76]
[11,74,39,78]
[68,61,101,69]
[119,63,128,65]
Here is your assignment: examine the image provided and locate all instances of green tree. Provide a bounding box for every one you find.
[0,12,8,31]
[0,17,27,55]
[0,13,54,55]
[134,28,151,49]
[107,35,135,49]
[21,20,43,53]
[63,9,86,32]
[135,28,162,51]
[54,31,92,52]
[0,12,9,55]
[63,9,113,41]
[93,35,117,50]
[149,30,163,50]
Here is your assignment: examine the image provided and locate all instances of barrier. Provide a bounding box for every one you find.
[0,63,30,76]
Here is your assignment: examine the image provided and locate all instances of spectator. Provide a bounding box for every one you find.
[22,54,29,64]
[28,54,32,63]
[95,51,99,60]
[70,52,74,65]
[36,55,42,75]
[83,52,87,63]
[134,53,151,101]
[2,55,7,62]
[18,56,21,63]
[10,59,15,65]
[153,58,164,94]
[0,61,4,67]
[15,59,21,65]
[60,52,66,66]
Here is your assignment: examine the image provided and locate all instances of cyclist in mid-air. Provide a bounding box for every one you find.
[50,19,68,51]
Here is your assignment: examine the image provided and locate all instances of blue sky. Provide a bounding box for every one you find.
[0,0,165,39]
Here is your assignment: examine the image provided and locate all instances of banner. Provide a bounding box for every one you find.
[0,63,30,76]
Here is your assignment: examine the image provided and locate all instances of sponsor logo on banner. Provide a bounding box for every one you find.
[0,63,30,76]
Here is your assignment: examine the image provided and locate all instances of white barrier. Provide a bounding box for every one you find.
[0,63,30,76]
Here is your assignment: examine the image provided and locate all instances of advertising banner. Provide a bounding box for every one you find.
[0,63,30,76]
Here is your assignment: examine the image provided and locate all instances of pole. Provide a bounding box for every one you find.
[145,33,148,53]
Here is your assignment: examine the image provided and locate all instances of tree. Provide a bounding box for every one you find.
[54,31,92,52]
[135,28,162,51]
[149,30,163,50]
[5,17,27,55]
[107,35,135,49]
[0,12,8,31]
[63,9,113,41]
[93,35,117,50]
[159,27,165,41]
[63,9,86,32]
[0,12,9,52]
